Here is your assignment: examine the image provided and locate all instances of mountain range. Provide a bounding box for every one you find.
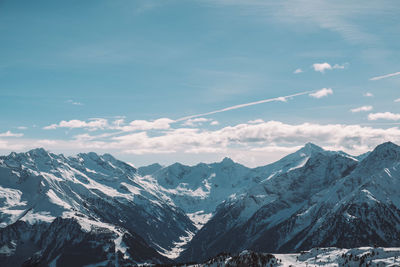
[1,142,400,266]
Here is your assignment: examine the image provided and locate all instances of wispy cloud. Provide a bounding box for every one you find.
[395,98,400,103]
[363,92,374,97]
[368,112,400,121]
[176,90,313,121]
[309,88,333,98]
[207,1,396,44]
[350,106,373,113]
[0,131,23,137]
[277,2,381,44]
[370,71,400,81]
[66,99,83,106]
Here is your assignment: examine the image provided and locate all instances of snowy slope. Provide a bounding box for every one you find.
[145,143,332,227]
[148,158,255,215]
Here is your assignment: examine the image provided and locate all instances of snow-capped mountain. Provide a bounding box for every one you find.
[0,148,195,265]
[1,142,400,266]
[178,142,400,263]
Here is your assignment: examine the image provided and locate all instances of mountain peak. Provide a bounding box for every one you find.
[356,142,400,170]
[221,157,234,165]
[291,142,324,158]
[374,141,399,151]
[368,141,400,159]
[303,142,324,152]
[27,147,49,156]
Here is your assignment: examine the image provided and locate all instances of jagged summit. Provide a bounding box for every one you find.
[5,147,51,160]
[168,162,186,169]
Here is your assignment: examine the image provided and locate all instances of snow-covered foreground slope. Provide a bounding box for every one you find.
[0,149,195,265]
[187,247,400,267]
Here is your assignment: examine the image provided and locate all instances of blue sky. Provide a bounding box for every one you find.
[1,0,400,167]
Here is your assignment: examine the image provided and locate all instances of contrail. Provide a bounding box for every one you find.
[175,90,314,122]
[370,71,400,81]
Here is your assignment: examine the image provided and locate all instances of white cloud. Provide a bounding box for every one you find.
[363,92,374,97]
[309,88,333,98]
[210,120,219,125]
[119,118,174,131]
[368,112,400,121]
[313,62,332,73]
[17,126,28,130]
[332,63,346,69]
[102,120,400,157]
[395,98,400,103]
[0,131,23,137]
[43,119,108,130]
[113,119,125,127]
[123,148,177,155]
[370,71,400,81]
[293,68,303,74]
[350,106,373,113]
[43,117,174,133]
[104,120,400,165]
[5,119,400,167]
[312,63,346,73]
